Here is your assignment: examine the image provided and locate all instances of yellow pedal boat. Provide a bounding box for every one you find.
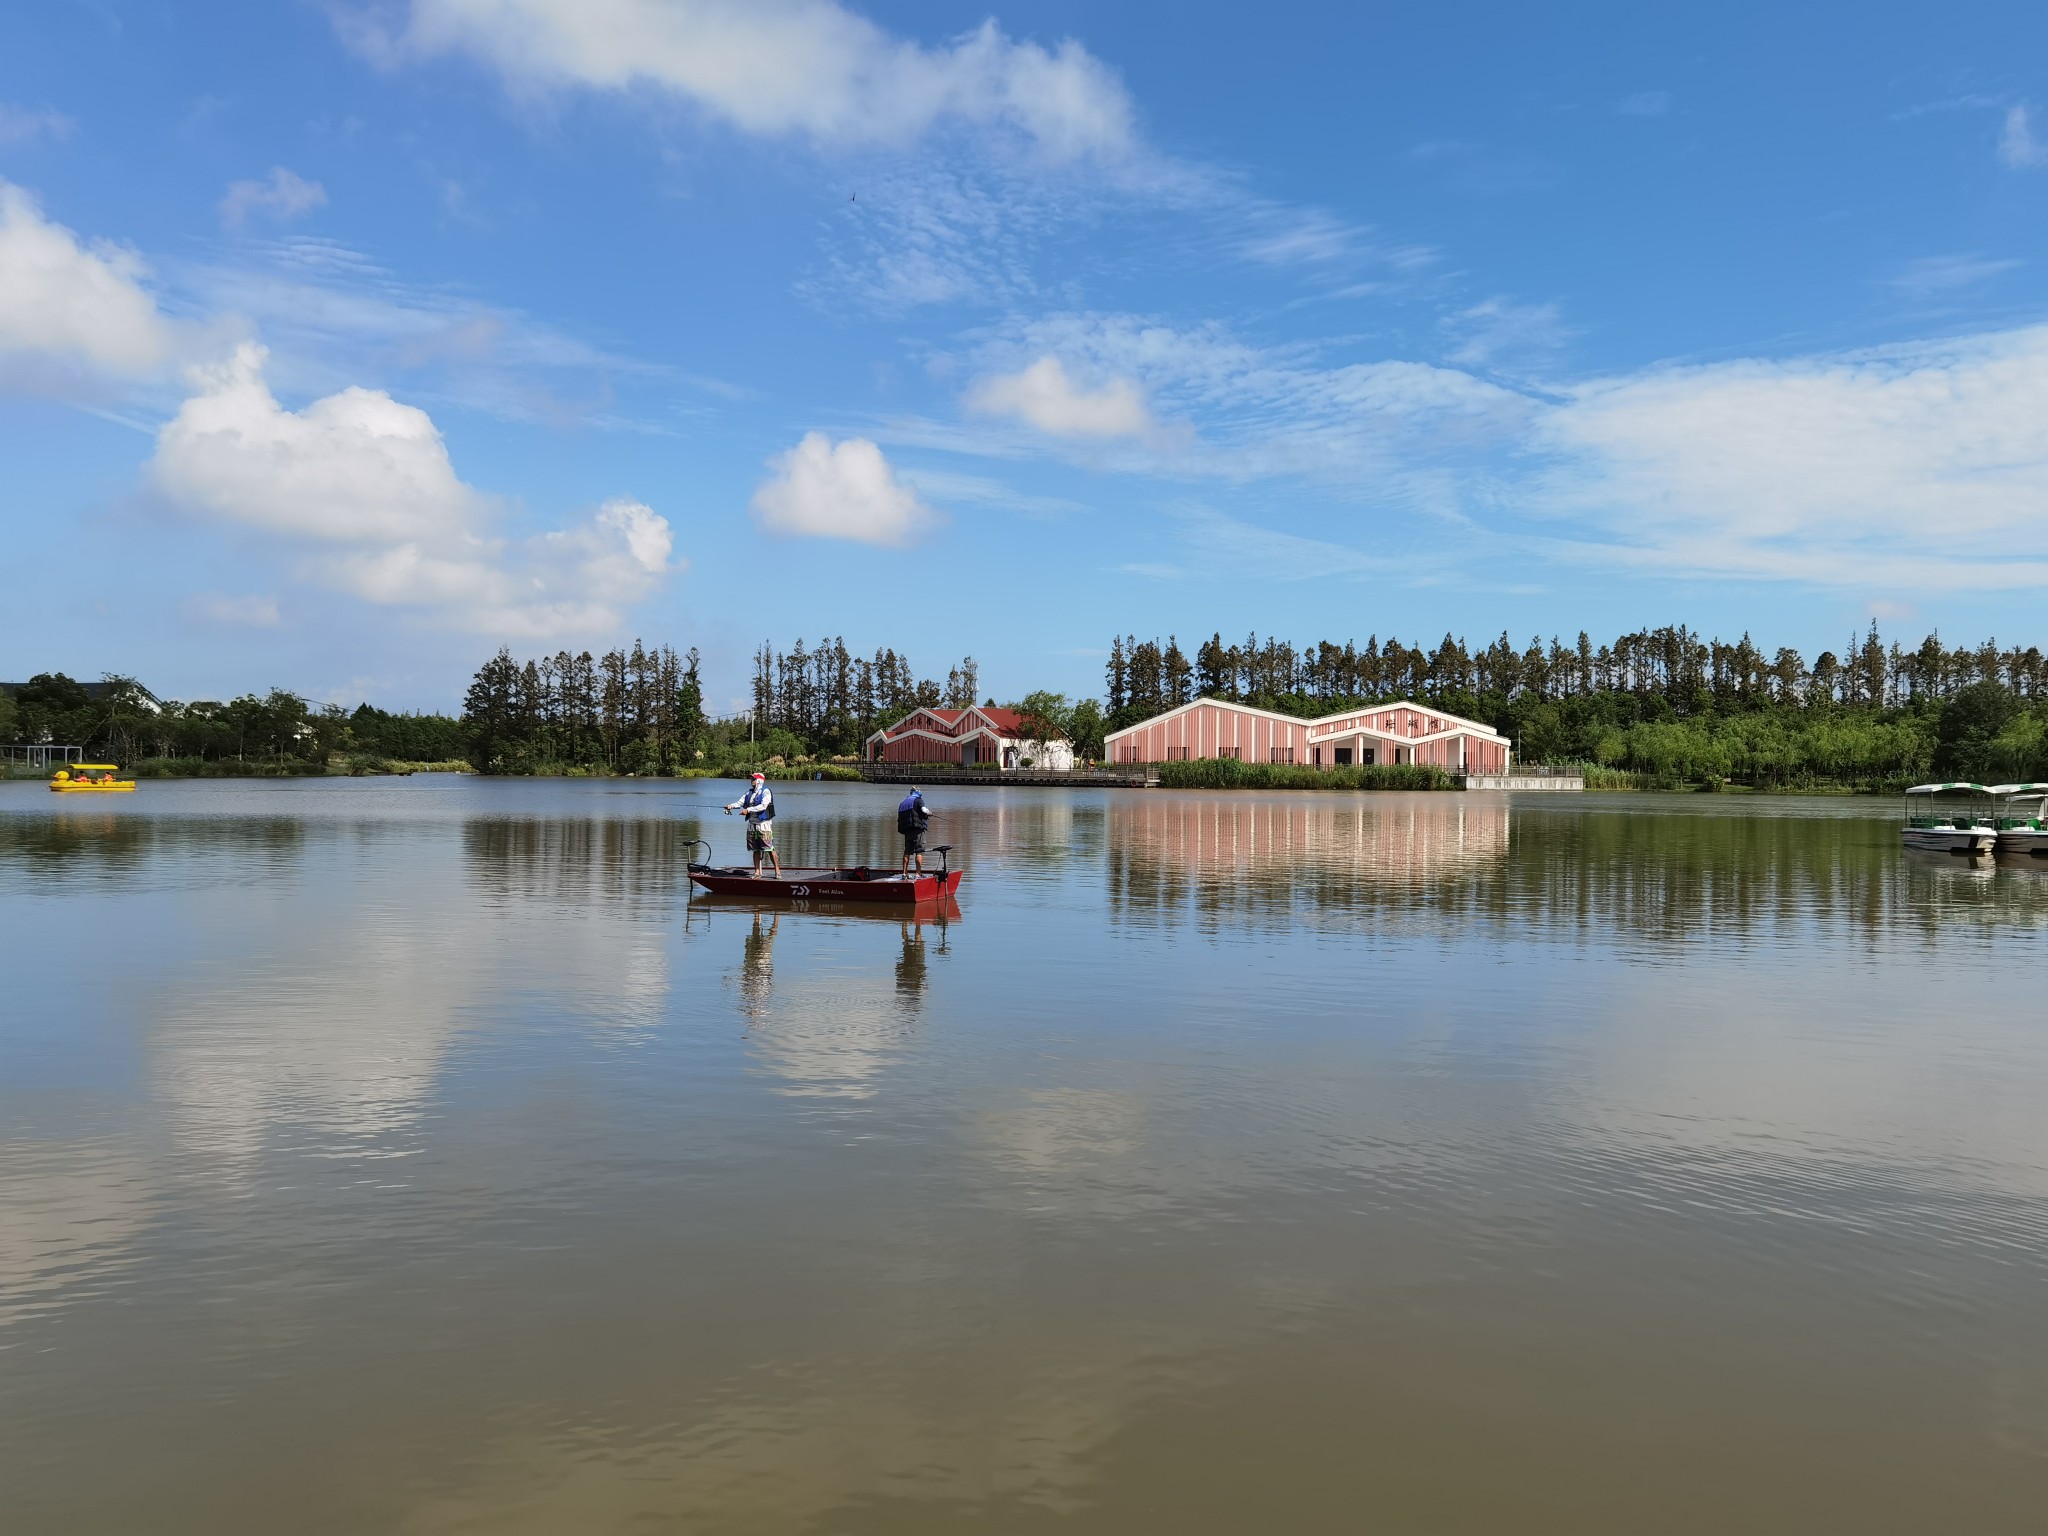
[50,764,136,793]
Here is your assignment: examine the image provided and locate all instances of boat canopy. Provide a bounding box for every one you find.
[71,764,119,771]
[1904,782,1988,795]
[1987,783,2048,795]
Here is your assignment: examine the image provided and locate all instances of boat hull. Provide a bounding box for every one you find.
[49,782,135,793]
[1996,828,2048,857]
[1902,826,1996,855]
[690,891,963,922]
[688,866,963,903]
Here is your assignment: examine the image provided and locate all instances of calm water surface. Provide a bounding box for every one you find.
[3,778,2046,1533]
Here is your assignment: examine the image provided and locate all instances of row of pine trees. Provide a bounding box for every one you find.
[749,638,979,758]
[1108,625,2048,727]
[463,643,707,775]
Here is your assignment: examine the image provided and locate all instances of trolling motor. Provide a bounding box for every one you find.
[685,836,713,873]
[933,844,951,880]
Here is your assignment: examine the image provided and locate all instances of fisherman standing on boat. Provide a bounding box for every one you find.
[725,772,782,879]
[898,786,931,875]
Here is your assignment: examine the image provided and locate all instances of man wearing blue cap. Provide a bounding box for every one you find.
[897,785,932,875]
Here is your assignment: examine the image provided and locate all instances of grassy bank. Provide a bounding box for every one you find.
[720,763,864,782]
[125,756,473,778]
[1153,759,1457,791]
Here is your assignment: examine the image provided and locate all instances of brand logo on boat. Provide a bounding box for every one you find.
[789,884,811,896]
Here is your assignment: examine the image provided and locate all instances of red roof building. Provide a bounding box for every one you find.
[864,705,1075,770]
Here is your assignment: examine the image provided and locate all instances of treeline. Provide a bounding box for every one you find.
[1109,624,2048,722]
[463,643,707,775]
[750,638,980,757]
[1,673,465,772]
[1108,625,2048,789]
[458,638,990,774]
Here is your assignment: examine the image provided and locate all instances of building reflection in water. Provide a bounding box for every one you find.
[1107,792,1511,932]
[1105,791,2048,948]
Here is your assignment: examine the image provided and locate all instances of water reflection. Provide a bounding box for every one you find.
[6,780,2048,1534]
[463,815,694,916]
[709,902,953,1098]
[1105,791,2048,946]
[0,1140,152,1328]
[1108,792,1509,930]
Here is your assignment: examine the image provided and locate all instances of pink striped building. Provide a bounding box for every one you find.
[1104,698,1511,773]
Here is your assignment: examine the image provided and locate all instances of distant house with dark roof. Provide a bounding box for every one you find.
[864,705,1075,771]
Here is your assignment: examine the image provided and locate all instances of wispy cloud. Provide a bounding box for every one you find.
[896,466,1081,519]
[1441,297,1571,368]
[0,103,74,145]
[1535,323,2048,588]
[1407,138,1556,196]
[1616,91,1671,117]
[934,311,1532,483]
[1164,505,1436,582]
[1999,105,2048,169]
[1887,253,2021,297]
[176,235,674,428]
[345,1,1141,166]
[190,593,282,628]
[219,167,327,230]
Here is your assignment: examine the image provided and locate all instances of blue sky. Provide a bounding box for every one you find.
[4,1,2048,712]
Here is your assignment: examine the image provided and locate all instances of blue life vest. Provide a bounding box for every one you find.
[897,791,926,833]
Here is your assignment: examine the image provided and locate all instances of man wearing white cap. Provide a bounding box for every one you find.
[724,772,781,878]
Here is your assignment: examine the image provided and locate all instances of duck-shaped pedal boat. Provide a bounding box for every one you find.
[49,765,136,793]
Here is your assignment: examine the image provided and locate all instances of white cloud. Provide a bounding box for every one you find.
[154,342,482,543]
[1538,324,2048,588]
[1999,105,2048,169]
[751,431,937,545]
[151,344,675,634]
[1888,254,2022,296]
[1616,90,1671,117]
[0,104,73,145]
[350,0,1138,162]
[219,167,328,229]
[0,179,171,391]
[966,355,1153,438]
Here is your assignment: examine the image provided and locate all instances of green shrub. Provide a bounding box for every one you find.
[1152,758,1456,791]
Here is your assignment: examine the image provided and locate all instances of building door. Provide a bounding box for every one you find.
[962,742,977,765]
[1334,747,1352,766]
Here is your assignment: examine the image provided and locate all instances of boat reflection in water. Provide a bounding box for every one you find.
[694,894,955,1098]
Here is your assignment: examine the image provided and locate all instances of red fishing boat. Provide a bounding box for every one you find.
[687,841,963,904]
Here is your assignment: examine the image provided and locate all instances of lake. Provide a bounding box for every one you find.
[3,778,2045,1533]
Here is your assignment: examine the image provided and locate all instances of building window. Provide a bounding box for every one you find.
[1362,748,1375,765]
[1219,746,1240,760]
[1172,747,1189,761]
[1270,747,1294,763]
[1335,747,1352,766]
